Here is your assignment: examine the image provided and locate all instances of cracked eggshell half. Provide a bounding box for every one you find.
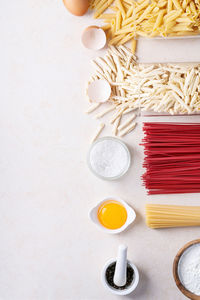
[81,26,107,50]
[87,79,111,103]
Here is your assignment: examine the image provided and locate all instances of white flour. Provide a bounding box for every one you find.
[178,243,200,295]
[89,139,129,178]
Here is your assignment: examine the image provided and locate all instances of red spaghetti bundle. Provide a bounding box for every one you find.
[141,122,200,195]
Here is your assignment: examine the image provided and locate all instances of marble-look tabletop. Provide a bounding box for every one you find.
[1,1,200,299]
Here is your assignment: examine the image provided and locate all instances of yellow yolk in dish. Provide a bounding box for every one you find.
[97,200,127,230]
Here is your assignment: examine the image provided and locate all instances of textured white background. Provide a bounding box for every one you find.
[1,1,200,299]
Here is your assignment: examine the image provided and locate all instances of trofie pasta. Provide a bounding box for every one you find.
[146,204,200,228]
[89,0,200,52]
[91,122,105,143]
[86,46,138,138]
[85,46,200,138]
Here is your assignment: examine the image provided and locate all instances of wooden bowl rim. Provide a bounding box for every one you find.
[173,239,200,300]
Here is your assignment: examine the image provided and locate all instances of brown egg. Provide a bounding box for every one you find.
[63,0,89,16]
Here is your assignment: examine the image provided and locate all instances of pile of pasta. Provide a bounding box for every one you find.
[146,204,200,228]
[86,45,138,142]
[86,46,200,142]
[89,0,200,51]
[139,63,200,115]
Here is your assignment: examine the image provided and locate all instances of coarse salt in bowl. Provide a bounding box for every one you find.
[173,239,200,300]
[87,137,131,180]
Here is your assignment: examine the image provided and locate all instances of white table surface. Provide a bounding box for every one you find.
[1,1,200,300]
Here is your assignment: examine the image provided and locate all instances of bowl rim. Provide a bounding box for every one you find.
[87,136,131,181]
[101,258,139,295]
[88,197,136,234]
[173,239,200,300]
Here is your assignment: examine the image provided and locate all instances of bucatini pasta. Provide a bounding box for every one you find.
[89,0,200,52]
[146,204,200,228]
[85,45,200,138]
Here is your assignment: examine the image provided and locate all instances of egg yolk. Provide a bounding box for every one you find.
[97,200,127,229]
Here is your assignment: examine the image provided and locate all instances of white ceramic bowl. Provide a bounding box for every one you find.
[87,137,131,181]
[89,197,136,234]
[101,258,139,296]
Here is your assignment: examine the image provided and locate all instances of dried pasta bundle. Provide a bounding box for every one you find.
[142,122,200,195]
[86,47,200,139]
[146,204,200,228]
[87,46,200,116]
[89,0,200,51]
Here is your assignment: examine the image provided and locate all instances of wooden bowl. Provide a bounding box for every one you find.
[173,239,200,300]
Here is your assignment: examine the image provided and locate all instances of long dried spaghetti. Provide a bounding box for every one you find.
[146,204,200,228]
[142,122,200,195]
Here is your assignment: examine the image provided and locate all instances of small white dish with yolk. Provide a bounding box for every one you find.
[89,198,136,234]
